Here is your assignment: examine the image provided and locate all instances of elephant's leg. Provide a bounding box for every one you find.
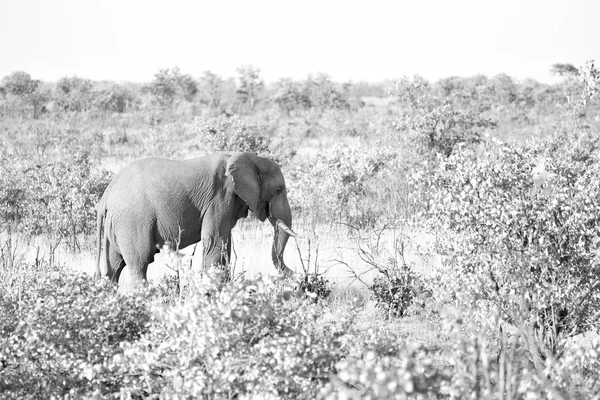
[118,265,147,291]
[202,233,231,268]
[201,232,232,285]
[107,245,125,284]
[118,235,157,292]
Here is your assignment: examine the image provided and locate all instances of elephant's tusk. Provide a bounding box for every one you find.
[276,219,299,238]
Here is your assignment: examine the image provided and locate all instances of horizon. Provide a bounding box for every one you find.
[1,0,597,85]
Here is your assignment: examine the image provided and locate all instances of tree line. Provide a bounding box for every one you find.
[0,63,588,119]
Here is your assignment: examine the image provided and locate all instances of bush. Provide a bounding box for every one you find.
[193,114,273,156]
[323,347,445,399]
[0,71,49,118]
[288,143,397,227]
[370,263,418,318]
[391,75,496,156]
[417,140,600,357]
[147,67,198,108]
[92,82,138,113]
[0,152,112,249]
[0,269,152,399]
[297,273,332,302]
[110,276,351,399]
[55,76,95,112]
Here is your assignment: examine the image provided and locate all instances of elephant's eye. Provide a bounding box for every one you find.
[275,187,283,195]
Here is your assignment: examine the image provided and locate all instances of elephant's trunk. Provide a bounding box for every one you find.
[269,192,295,277]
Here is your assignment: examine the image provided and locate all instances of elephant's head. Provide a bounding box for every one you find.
[226,152,295,276]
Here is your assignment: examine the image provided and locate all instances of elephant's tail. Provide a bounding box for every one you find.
[95,202,107,279]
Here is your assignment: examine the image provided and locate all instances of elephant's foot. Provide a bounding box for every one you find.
[118,265,147,293]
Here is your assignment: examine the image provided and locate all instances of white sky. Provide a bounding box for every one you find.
[0,0,598,83]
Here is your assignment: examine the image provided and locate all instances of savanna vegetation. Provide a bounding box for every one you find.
[1,61,600,398]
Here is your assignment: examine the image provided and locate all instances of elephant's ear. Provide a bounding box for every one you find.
[226,153,268,221]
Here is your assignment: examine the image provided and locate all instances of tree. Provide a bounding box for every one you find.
[392,75,496,156]
[490,73,517,104]
[93,82,137,113]
[1,71,39,96]
[55,76,95,112]
[550,63,579,78]
[302,73,349,113]
[198,70,224,110]
[270,78,307,116]
[0,71,50,118]
[148,67,197,108]
[235,65,264,113]
[175,69,198,102]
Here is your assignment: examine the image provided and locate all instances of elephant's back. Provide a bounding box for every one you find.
[104,158,185,205]
[103,154,228,208]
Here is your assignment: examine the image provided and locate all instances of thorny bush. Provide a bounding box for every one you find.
[0,269,151,400]
[111,275,351,399]
[415,139,600,358]
[288,143,397,227]
[392,75,496,157]
[193,114,273,156]
[370,263,418,319]
[0,152,112,250]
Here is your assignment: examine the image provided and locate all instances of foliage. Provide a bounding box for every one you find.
[111,276,351,399]
[0,71,49,118]
[193,114,273,156]
[347,228,425,319]
[0,268,151,400]
[0,152,112,249]
[288,143,397,226]
[579,59,600,106]
[551,63,579,78]
[236,65,264,113]
[92,82,138,113]
[436,315,600,399]
[323,347,446,399]
[370,263,418,318]
[147,67,198,107]
[1,62,600,399]
[302,73,350,113]
[0,71,40,96]
[55,76,95,112]
[198,70,225,110]
[392,75,496,156]
[270,77,308,116]
[296,273,332,302]
[416,140,600,357]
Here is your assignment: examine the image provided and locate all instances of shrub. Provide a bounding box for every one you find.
[235,65,264,113]
[391,75,496,156]
[0,71,49,118]
[54,76,95,112]
[198,70,225,110]
[147,67,198,108]
[323,347,445,399]
[287,143,397,226]
[106,276,351,399]
[0,269,152,399]
[302,73,350,113]
[92,82,138,113]
[192,114,273,156]
[270,78,309,116]
[370,263,418,318]
[417,140,600,357]
[297,273,332,302]
[0,152,112,249]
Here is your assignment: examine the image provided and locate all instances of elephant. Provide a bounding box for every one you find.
[95,152,296,290]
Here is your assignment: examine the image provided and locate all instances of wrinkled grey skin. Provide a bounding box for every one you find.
[96,152,293,290]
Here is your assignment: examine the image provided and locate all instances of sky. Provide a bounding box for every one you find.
[0,0,598,84]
